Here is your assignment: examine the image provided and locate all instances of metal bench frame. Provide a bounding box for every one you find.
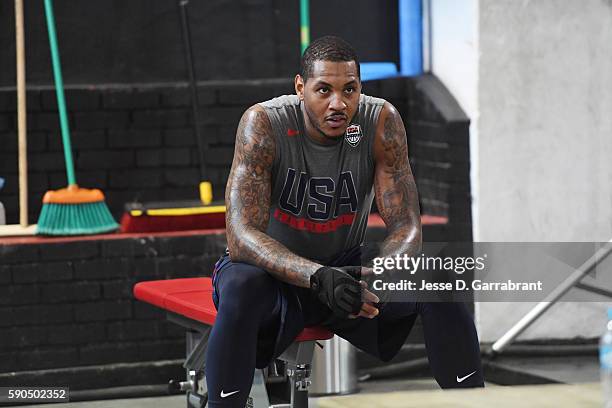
[168,312,316,408]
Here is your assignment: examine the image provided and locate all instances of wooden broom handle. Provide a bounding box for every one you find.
[15,0,28,227]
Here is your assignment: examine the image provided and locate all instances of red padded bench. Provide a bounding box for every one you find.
[134,277,333,408]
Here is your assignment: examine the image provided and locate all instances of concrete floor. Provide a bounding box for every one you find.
[15,380,603,408]
[316,383,603,408]
[15,354,602,407]
[14,378,442,408]
[490,355,599,384]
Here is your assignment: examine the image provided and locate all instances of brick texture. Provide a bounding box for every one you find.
[0,232,224,373]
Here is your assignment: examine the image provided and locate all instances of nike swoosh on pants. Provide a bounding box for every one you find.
[220,390,240,398]
[456,371,476,383]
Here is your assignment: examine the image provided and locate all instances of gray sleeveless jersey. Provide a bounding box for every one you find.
[259,94,385,264]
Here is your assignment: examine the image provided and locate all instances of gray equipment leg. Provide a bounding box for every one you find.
[187,390,207,408]
[270,341,317,408]
[248,369,271,408]
[288,364,311,408]
[491,240,612,355]
[167,313,211,408]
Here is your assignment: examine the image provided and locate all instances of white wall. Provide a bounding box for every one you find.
[431,0,612,342]
[430,0,479,119]
[478,0,612,242]
[429,0,482,242]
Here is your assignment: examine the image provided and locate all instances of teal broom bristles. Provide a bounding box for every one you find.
[37,202,118,235]
[36,0,118,236]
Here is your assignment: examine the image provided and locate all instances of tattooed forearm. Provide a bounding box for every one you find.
[374,104,422,259]
[225,105,321,287]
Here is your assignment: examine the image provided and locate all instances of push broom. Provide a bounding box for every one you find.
[119,0,225,233]
[36,0,118,235]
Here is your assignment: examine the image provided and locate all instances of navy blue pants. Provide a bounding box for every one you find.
[205,254,483,407]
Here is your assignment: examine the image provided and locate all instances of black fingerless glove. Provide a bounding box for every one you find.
[336,265,361,281]
[310,266,362,317]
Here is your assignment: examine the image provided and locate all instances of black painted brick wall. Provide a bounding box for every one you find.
[363,75,472,240]
[0,79,294,224]
[0,75,471,240]
[0,233,227,373]
[0,0,398,86]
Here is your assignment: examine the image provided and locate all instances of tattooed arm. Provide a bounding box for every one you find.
[225,105,322,287]
[373,102,422,259]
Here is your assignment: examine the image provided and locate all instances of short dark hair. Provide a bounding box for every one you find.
[300,35,360,82]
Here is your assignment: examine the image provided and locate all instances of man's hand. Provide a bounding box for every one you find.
[323,266,380,319]
[335,265,361,280]
[310,266,364,317]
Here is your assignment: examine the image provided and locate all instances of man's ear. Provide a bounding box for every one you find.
[295,74,305,100]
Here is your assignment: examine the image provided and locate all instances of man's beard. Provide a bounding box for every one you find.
[305,106,345,142]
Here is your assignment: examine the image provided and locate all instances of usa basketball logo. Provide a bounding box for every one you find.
[345,124,362,147]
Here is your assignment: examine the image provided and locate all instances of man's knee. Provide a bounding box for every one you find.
[217,263,279,316]
[222,263,276,294]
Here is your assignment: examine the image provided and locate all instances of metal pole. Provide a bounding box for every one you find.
[178,0,207,180]
[421,0,432,73]
[491,240,612,355]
